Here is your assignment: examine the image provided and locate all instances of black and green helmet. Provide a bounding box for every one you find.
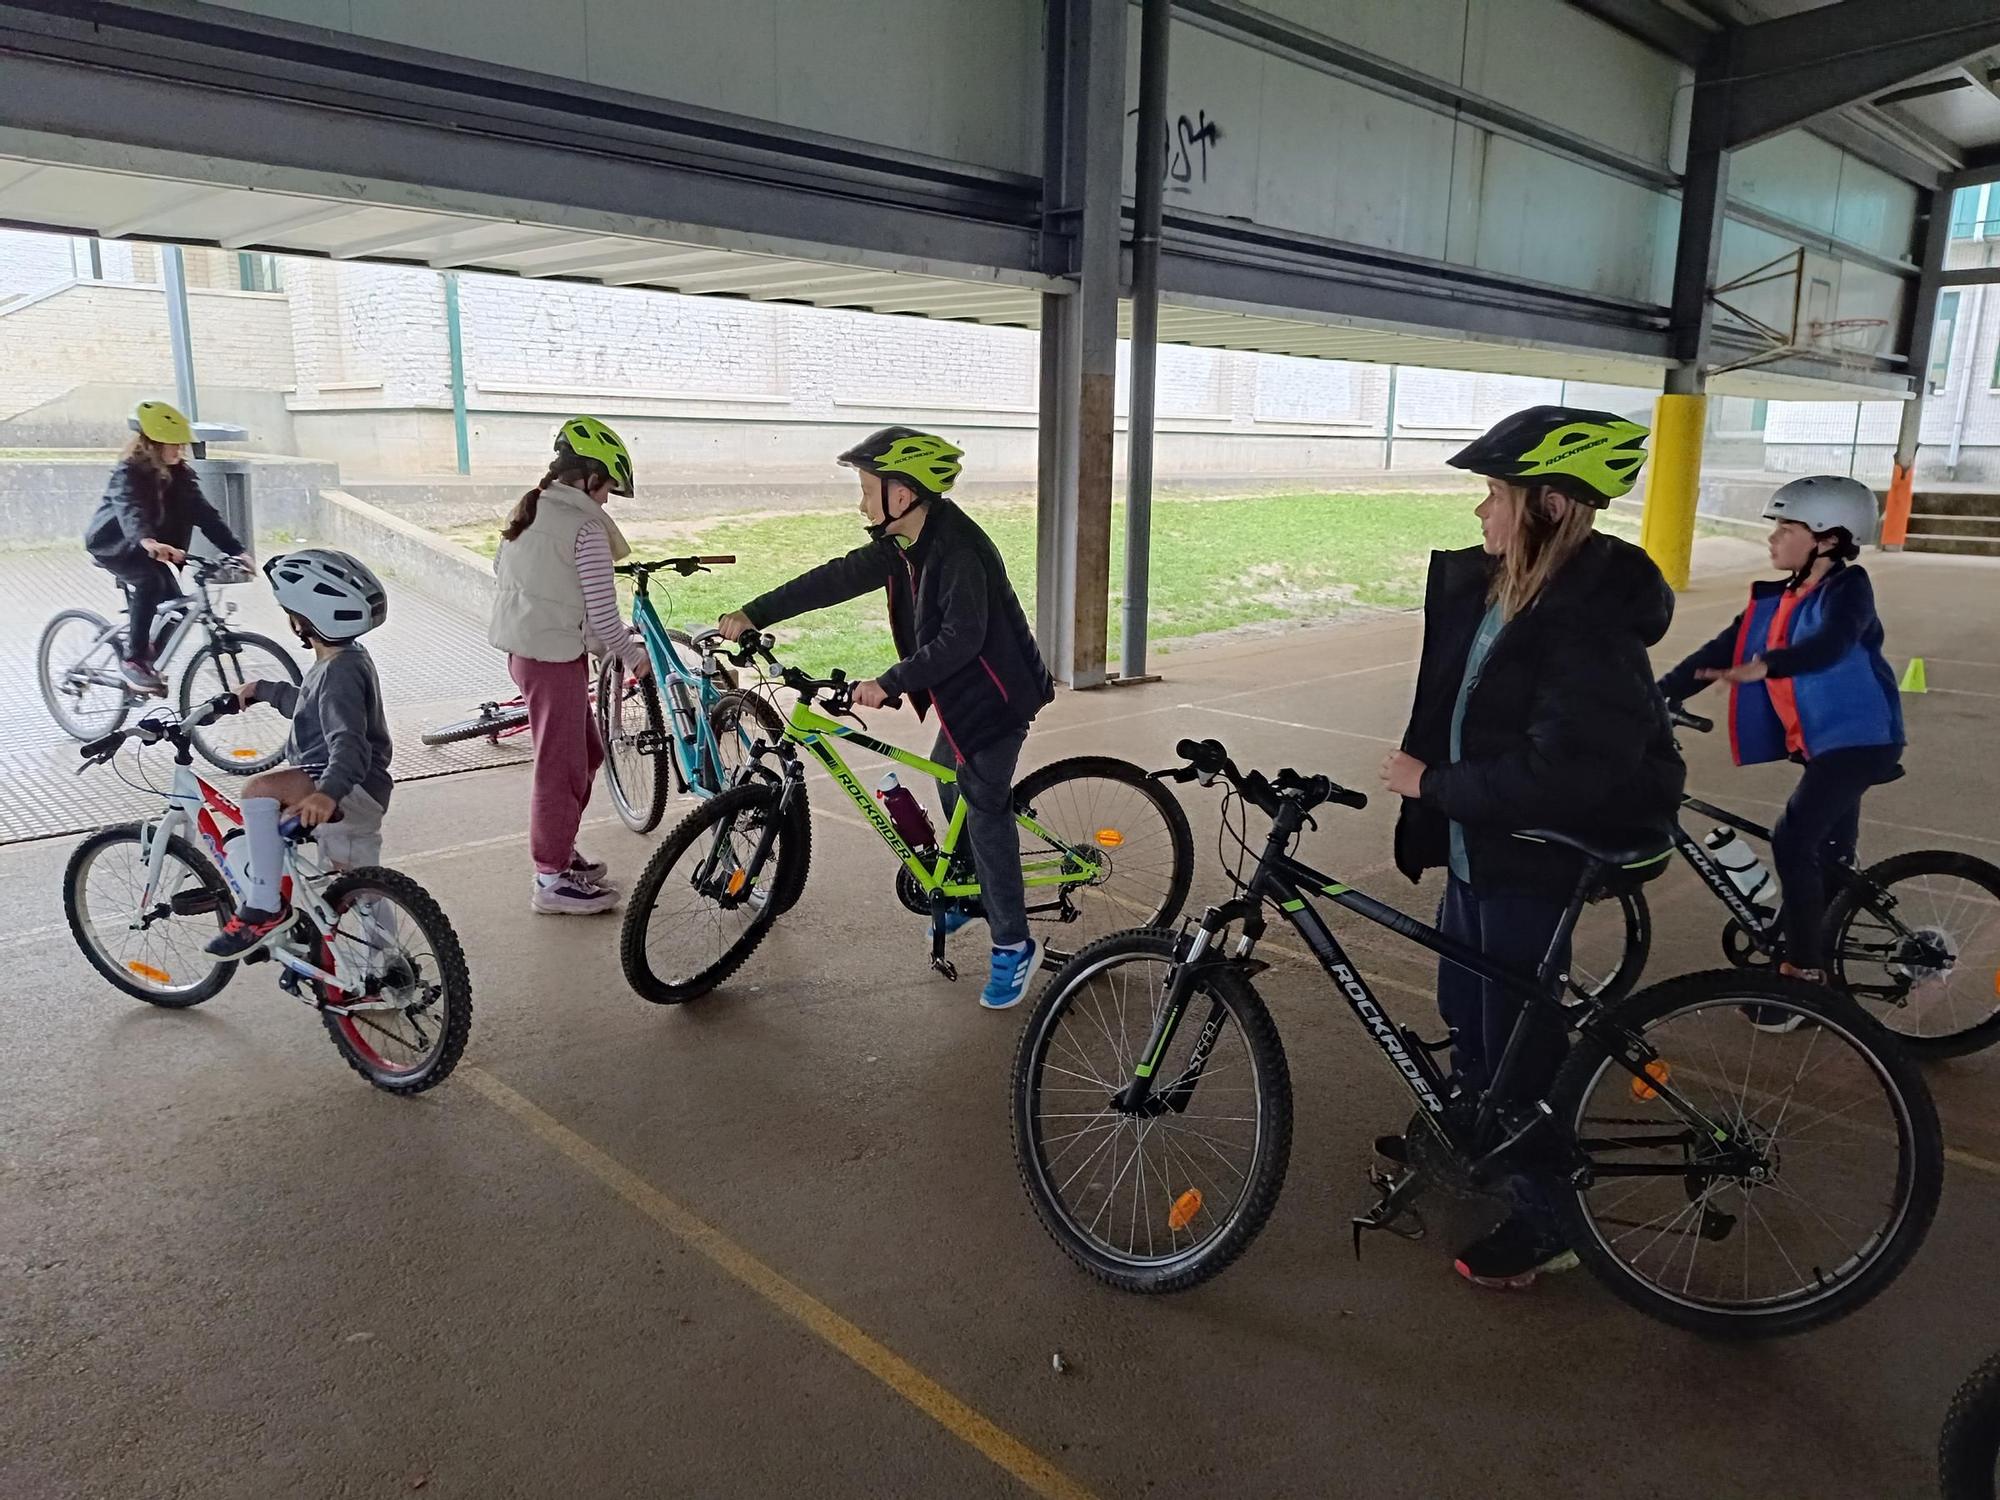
[837,426,964,497]
[555,415,634,498]
[1448,405,1650,509]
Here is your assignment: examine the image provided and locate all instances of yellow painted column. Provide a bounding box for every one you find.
[1642,392,1706,591]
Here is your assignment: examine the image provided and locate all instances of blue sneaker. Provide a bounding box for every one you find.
[980,941,1043,1010]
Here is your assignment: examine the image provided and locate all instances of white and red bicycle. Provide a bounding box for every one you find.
[63,693,471,1094]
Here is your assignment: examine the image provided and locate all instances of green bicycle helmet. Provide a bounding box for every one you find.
[135,400,194,445]
[1448,405,1650,508]
[836,426,964,498]
[555,415,634,498]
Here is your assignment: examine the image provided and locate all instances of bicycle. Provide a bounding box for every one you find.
[63,694,472,1094]
[1011,736,1942,1337]
[618,629,1196,1004]
[1568,705,2000,1058]
[1943,1351,2000,1500]
[38,554,301,774]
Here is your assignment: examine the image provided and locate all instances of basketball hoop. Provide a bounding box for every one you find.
[1706,246,1895,377]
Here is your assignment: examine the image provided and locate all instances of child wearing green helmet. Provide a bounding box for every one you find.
[717,426,1057,1011]
[489,417,652,915]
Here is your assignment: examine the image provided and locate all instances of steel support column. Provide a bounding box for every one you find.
[160,242,199,424]
[1120,0,1170,684]
[1036,0,1126,690]
[1884,187,1952,548]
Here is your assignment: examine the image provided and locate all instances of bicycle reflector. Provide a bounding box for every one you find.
[1094,828,1125,849]
[229,748,259,760]
[1631,1059,1672,1102]
[125,961,172,985]
[725,868,749,897]
[1168,1188,1203,1231]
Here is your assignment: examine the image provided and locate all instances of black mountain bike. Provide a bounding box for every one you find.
[1011,738,1943,1338]
[1570,707,2000,1059]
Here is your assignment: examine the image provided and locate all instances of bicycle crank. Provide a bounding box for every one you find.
[1350,1165,1428,1259]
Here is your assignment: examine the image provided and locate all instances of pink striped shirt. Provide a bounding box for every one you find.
[576,522,642,668]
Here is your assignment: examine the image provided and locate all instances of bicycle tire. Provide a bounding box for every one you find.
[421,701,530,747]
[1825,848,2000,1059]
[1011,757,1195,962]
[317,866,473,1095]
[38,607,131,742]
[599,656,670,834]
[179,632,302,774]
[708,691,811,913]
[64,823,237,1006]
[1566,883,1649,1006]
[1012,928,1292,1293]
[1549,969,1942,1339]
[1941,1350,2000,1500]
[620,782,800,1004]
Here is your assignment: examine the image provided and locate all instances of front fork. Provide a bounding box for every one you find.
[1113,922,1232,1117]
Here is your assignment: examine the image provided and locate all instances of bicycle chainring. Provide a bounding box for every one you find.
[1721,918,1778,968]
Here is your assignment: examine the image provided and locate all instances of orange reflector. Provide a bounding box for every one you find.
[1167,1188,1203,1231]
[125,961,172,984]
[1631,1059,1671,1102]
[725,868,749,897]
[228,748,259,760]
[1094,828,1125,849]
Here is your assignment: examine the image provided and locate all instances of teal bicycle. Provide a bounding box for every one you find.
[619,630,1195,1003]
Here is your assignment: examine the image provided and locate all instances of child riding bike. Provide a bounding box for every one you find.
[83,400,254,694]
[716,427,1057,1011]
[1656,475,1903,1003]
[205,549,394,957]
[488,417,653,916]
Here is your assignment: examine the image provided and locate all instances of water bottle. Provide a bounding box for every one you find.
[1704,827,1779,928]
[875,772,937,853]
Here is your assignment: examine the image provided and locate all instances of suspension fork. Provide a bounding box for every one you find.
[1113,915,1245,1114]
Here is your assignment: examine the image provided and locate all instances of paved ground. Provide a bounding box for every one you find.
[4,543,2000,1497]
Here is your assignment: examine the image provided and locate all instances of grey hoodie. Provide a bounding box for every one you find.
[252,643,394,807]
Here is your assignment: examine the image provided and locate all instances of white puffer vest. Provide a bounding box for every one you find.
[487,482,631,662]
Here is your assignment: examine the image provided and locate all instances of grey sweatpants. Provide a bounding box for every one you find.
[933,725,1029,948]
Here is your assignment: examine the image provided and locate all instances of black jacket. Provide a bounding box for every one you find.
[742,500,1055,757]
[84,460,243,569]
[1394,533,1686,894]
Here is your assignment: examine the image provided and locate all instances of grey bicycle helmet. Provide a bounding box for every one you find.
[264,548,389,641]
[1764,475,1879,544]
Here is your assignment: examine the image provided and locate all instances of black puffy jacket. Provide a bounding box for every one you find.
[84,459,243,568]
[1393,532,1686,895]
[742,500,1055,758]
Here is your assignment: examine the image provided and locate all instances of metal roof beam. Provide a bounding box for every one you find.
[1711,0,2000,150]
[217,199,361,248]
[98,184,231,237]
[1562,0,1710,65]
[326,218,461,259]
[426,227,572,268]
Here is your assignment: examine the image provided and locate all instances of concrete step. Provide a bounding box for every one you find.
[1907,513,2000,538]
[1909,490,2000,518]
[1904,532,2000,557]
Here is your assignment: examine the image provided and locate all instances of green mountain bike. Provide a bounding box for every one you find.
[618,630,1195,1003]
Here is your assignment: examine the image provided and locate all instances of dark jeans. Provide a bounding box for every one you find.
[1771,743,1903,969]
[102,557,182,665]
[1437,875,1573,1231]
[934,725,1029,948]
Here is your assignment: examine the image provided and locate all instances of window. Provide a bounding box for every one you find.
[1951,186,1979,239]
[1929,290,1961,393]
[236,252,282,292]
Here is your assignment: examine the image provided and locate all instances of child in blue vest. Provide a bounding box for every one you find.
[1657,476,1904,1009]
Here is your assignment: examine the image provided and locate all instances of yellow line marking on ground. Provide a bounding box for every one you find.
[463,1068,1101,1500]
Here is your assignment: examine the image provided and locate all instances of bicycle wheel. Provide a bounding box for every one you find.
[179,632,301,773]
[316,866,473,1094]
[420,700,529,747]
[598,655,669,834]
[1550,969,1942,1339]
[1825,849,2000,1058]
[38,608,131,741]
[1012,929,1292,1293]
[1011,757,1195,963]
[1941,1351,2000,1500]
[63,822,237,1006]
[708,691,811,914]
[1566,883,1649,1006]
[619,782,802,1004]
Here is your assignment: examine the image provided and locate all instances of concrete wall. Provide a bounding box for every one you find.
[0,455,340,546]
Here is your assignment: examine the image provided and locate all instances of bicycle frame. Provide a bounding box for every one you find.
[1666,797,1788,949]
[627,577,739,795]
[71,572,235,694]
[774,697,1102,904]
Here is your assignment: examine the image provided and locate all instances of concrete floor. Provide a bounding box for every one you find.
[5,541,1999,1498]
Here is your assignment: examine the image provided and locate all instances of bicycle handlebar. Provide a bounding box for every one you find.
[77,692,242,767]
[1158,736,1368,818]
[615,555,736,580]
[1668,704,1714,734]
[723,629,903,715]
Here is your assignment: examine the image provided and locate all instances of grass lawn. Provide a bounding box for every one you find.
[453,490,1644,678]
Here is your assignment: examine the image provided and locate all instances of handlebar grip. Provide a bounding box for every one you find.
[1670,705,1714,734]
[698,555,736,565]
[1174,738,1228,774]
[1331,786,1369,811]
[882,694,904,711]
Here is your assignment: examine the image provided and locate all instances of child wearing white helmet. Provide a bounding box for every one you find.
[205,548,394,957]
[1657,475,1904,1007]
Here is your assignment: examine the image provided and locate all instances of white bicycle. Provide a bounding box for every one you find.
[63,694,472,1094]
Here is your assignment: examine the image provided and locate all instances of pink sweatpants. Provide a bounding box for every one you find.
[508,653,604,875]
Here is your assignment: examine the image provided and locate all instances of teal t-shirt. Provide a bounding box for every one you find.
[1447,601,1506,883]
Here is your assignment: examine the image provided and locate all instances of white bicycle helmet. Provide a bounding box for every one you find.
[264,548,389,641]
[1764,475,1879,544]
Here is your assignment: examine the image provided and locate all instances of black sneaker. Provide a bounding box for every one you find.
[205,905,290,957]
[1453,1214,1578,1290]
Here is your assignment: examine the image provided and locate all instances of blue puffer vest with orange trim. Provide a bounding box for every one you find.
[1728,574,1903,765]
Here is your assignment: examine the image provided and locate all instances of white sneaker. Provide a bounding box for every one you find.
[531,875,619,915]
[568,851,609,884]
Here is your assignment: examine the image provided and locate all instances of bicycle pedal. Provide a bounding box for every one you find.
[241,947,270,966]
[931,957,958,982]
